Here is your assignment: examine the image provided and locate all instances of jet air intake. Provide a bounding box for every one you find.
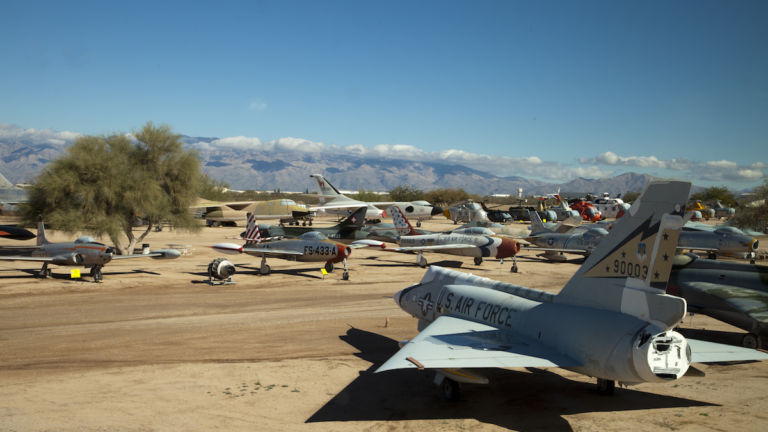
[51,253,84,266]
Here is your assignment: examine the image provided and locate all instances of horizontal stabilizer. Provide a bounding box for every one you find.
[688,338,768,363]
[376,315,580,373]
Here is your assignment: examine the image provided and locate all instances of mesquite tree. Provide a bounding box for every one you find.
[22,122,201,254]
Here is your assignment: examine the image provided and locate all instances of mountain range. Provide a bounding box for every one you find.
[2,132,666,197]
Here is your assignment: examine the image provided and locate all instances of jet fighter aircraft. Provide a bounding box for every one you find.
[213,213,371,279]
[363,206,521,271]
[668,253,768,349]
[678,225,758,260]
[524,210,609,262]
[0,218,180,281]
[376,180,768,399]
[309,174,442,223]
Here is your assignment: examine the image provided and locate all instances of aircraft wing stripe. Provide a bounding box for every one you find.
[0,256,53,262]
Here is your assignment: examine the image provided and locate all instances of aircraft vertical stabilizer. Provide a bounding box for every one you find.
[528,209,547,234]
[339,206,367,228]
[387,205,419,236]
[556,180,690,328]
[310,174,342,197]
[244,213,261,244]
[36,216,49,246]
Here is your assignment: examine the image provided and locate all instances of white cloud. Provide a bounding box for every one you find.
[0,123,81,146]
[584,151,765,184]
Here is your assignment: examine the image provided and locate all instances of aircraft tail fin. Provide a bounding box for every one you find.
[244,212,261,244]
[556,181,691,327]
[36,215,49,246]
[528,210,546,234]
[339,206,367,228]
[388,205,419,236]
[310,174,342,197]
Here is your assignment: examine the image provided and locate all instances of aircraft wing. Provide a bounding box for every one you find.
[376,315,581,373]
[309,203,370,211]
[683,282,768,325]
[688,338,768,363]
[525,246,588,255]
[389,244,480,253]
[0,255,53,262]
[676,246,718,252]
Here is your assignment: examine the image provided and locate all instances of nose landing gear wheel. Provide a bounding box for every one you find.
[474,257,483,265]
[439,377,461,401]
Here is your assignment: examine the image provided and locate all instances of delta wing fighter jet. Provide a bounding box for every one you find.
[668,253,768,349]
[309,174,442,223]
[524,210,609,262]
[364,206,520,271]
[376,180,768,398]
[0,218,180,281]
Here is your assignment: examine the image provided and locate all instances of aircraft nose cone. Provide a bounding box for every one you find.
[496,238,520,258]
[393,289,403,306]
[431,206,444,216]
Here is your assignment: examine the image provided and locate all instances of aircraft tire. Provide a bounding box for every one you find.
[596,378,615,395]
[742,333,761,349]
[260,264,271,276]
[440,377,461,401]
[416,220,422,227]
[324,262,334,273]
[342,270,349,280]
[474,257,483,265]
[417,257,428,268]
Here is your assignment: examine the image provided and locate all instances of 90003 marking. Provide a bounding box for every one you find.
[613,259,648,278]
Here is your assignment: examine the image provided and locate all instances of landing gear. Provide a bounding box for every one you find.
[417,252,428,268]
[38,263,52,278]
[596,378,615,395]
[742,333,762,349]
[324,261,334,273]
[511,258,518,273]
[439,377,461,401]
[259,255,271,275]
[416,220,422,228]
[342,258,350,280]
[90,265,103,282]
[473,257,483,266]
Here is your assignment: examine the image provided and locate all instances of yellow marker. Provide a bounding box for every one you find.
[70,269,81,278]
[321,268,328,275]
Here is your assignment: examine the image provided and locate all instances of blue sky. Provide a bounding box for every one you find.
[1,0,766,189]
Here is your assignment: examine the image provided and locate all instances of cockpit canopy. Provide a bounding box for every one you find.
[298,231,327,241]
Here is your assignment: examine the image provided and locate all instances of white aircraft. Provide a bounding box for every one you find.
[376,180,768,399]
[309,174,442,223]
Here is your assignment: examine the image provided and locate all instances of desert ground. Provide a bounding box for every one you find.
[1,215,767,432]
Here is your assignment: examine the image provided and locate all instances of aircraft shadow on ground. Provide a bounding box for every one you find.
[0,268,159,280]
[359,259,466,269]
[306,327,715,431]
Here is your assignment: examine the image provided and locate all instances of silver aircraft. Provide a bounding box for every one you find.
[0,218,180,281]
[309,174,442,223]
[212,212,374,279]
[362,205,521,271]
[678,225,758,260]
[524,210,609,261]
[376,181,768,399]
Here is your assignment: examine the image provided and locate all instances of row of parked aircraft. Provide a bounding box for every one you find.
[2,175,767,398]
